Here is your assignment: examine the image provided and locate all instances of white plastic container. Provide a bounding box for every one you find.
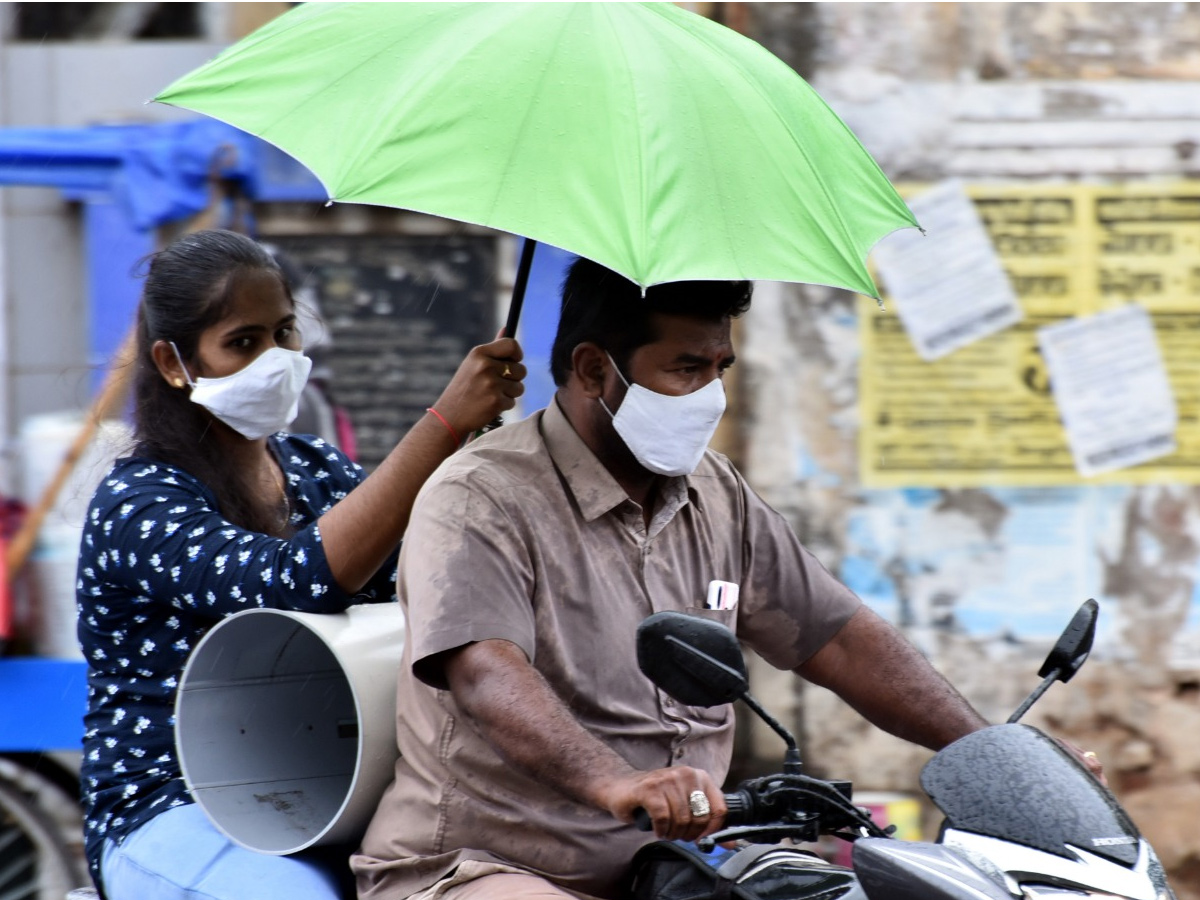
[175,603,405,854]
[27,524,84,658]
[19,413,132,658]
[19,413,131,530]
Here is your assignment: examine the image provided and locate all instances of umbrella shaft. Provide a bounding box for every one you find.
[503,239,537,339]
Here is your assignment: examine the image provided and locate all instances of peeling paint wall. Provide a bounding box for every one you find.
[735,3,1200,893]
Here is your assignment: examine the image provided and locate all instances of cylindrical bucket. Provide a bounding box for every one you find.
[19,414,131,659]
[175,603,405,854]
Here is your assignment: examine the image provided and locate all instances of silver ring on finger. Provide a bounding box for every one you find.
[688,790,711,818]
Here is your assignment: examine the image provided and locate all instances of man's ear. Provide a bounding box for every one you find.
[570,342,609,399]
[151,340,190,390]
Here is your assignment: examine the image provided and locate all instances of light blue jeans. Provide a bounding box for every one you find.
[100,803,347,900]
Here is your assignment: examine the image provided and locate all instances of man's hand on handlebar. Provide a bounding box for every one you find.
[1056,737,1107,785]
[597,767,727,842]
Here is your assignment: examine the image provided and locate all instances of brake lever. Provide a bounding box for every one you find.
[828,824,897,842]
[697,824,818,852]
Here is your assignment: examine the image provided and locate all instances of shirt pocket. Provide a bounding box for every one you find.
[671,605,741,726]
[683,605,738,632]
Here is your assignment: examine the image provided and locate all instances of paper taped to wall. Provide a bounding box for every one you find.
[1038,304,1176,477]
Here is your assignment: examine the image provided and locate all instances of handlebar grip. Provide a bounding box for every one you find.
[635,792,747,832]
[722,790,750,826]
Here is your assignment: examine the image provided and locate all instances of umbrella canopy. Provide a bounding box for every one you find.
[155,2,917,298]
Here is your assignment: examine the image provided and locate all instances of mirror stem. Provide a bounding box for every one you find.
[740,692,803,773]
[782,746,803,776]
[1006,667,1061,724]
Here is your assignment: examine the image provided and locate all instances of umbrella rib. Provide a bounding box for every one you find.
[164,3,371,144]
[671,40,747,282]
[599,4,649,286]
[232,5,463,190]
[481,5,583,227]
[647,6,909,269]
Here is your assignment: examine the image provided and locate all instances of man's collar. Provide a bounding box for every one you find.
[542,399,627,521]
[541,399,699,522]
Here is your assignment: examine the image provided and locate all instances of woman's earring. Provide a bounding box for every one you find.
[173,378,185,388]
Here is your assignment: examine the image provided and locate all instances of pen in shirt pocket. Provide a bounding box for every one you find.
[705,580,739,611]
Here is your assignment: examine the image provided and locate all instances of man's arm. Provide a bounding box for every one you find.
[442,638,727,841]
[796,605,1107,781]
[796,605,989,750]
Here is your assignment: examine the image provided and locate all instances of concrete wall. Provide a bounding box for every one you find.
[734,3,1200,892]
[0,35,227,494]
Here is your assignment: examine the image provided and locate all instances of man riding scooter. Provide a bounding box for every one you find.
[353,260,1098,900]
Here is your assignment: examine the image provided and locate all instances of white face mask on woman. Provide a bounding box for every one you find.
[599,352,726,477]
[171,343,313,440]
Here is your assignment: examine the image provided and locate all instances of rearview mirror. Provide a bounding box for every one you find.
[636,611,748,708]
[1008,598,1100,724]
[1039,598,1098,684]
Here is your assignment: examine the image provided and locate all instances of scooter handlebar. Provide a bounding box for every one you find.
[632,792,748,832]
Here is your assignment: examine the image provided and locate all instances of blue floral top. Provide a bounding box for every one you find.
[76,434,396,883]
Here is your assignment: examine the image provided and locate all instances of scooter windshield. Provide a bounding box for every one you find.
[920,724,1140,867]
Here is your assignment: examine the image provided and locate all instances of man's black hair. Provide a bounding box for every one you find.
[549,257,752,386]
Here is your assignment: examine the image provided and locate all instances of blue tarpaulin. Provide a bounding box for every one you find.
[0,118,263,230]
[0,119,326,377]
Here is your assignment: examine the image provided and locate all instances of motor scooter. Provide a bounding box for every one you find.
[630,599,1176,900]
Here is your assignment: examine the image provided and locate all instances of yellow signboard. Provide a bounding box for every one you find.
[860,183,1200,487]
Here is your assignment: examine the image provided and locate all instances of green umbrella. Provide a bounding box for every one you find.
[156,2,917,327]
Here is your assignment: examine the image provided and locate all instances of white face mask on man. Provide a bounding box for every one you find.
[599,352,726,477]
[170,342,313,440]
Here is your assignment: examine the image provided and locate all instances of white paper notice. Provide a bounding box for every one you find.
[872,180,1023,360]
[1038,304,1177,477]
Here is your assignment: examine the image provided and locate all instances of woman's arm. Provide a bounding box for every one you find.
[83,339,524,616]
[318,336,524,592]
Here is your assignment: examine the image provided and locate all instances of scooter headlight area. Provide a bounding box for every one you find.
[936,829,1166,900]
[632,601,1177,900]
[1021,887,1176,900]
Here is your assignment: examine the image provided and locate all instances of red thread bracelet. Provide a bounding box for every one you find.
[426,407,461,445]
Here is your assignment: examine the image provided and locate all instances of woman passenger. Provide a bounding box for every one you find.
[76,229,525,899]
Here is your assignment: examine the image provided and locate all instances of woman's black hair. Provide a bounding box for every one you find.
[549,257,752,387]
[133,229,292,535]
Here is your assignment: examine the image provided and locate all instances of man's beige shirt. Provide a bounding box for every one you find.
[353,401,860,900]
